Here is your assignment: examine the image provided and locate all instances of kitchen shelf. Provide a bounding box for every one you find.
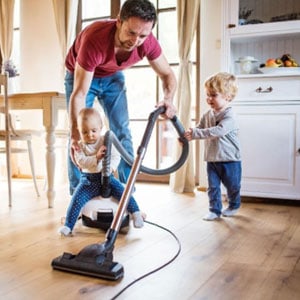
[229,20,300,41]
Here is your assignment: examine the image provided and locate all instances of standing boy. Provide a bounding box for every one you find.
[184,72,242,221]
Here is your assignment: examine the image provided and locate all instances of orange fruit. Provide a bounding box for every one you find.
[284,60,292,67]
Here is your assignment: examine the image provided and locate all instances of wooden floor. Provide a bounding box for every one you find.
[1,179,300,300]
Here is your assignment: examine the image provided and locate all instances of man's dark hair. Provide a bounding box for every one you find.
[120,0,157,28]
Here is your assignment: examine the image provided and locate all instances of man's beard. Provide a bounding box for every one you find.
[117,33,135,51]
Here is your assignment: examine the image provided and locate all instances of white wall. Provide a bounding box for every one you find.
[20,0,64,92]
[10,0,67,180]
[200,0,222,86]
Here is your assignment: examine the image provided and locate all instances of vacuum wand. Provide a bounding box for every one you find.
[106,147,146,243]
[104,106,165,248]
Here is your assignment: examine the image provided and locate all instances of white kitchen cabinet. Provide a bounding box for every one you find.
[234,76,300,200]
[221,0,300,200]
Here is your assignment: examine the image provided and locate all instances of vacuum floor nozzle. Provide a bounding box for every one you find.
[51,243,124,281]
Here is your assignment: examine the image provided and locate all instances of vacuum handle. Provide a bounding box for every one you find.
[139,106,166,152]
[101,131,112,198]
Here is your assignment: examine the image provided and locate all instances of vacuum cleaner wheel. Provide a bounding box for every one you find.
[81,197,130,233]
[82,211,130,233]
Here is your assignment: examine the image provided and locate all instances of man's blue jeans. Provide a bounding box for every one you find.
[65,71,134,195]
[206,161,242,216]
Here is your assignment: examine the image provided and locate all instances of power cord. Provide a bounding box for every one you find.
[110,220,182,300]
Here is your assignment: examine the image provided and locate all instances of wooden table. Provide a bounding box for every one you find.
[0,92,67,208]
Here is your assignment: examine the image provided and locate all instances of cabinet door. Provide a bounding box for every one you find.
[234,104,300,200]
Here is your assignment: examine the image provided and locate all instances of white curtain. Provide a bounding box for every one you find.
[52,0,78,61]
[0,0,15,70]
[170,0,200,193]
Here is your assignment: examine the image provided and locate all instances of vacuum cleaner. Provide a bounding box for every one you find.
[51,106,189,280]
[80,110,189,232]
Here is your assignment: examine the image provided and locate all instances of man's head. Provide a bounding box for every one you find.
[115,0,157,51]
[120,0,157,28]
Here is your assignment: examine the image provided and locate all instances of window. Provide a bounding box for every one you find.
[12,0,20,68]
[81,0,112,29]
[79,0,199,182]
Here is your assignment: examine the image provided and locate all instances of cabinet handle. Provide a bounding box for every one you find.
[255,87,273,93]
[228,24,236,28]
[298,148,300,155]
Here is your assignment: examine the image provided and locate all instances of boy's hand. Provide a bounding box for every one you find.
[183,128,193,141]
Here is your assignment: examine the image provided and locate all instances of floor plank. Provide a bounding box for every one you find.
[0,180,300,300]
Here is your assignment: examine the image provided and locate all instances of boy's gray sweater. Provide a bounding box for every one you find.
[192,106,241,162]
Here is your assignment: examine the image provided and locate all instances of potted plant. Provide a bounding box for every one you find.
[2,59,19,93]
[239,7,253,25]
[3,59,19,78]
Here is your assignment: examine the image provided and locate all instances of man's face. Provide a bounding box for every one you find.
[116,16,153,51]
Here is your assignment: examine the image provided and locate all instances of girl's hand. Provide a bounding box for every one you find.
[96,145,106,160]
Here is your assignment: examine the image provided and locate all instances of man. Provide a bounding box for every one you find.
[65,0,177,195]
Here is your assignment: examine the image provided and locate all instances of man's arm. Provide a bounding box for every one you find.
[68,63,94,165]
[69,62,94,140]
[149,53,177,118]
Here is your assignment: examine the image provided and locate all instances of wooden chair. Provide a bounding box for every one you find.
[0,72,40,206]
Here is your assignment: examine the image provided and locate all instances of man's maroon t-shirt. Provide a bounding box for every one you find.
[65,20,162,77]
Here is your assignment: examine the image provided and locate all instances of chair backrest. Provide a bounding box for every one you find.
[0,72,9,133]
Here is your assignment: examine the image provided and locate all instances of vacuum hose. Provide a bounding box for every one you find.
[101,106,189,198]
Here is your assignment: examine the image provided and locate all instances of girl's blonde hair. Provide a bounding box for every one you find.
[204,72,238,101]
[78,107,103,128]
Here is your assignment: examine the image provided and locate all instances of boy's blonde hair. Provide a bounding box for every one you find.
[204,72,238,101]
[77,107,103,128]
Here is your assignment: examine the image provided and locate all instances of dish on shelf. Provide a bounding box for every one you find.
[235,56,258,74]
[235,56,258,63]
[258,67,300,75]
[270,12,300,22]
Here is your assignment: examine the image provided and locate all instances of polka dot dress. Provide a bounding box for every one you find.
[65,173,140,230]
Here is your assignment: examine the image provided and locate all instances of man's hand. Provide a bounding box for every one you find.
[70,130,80,167]
[156,99,177,119]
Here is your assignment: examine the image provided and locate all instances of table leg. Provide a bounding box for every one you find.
[45,125,56,208]
[43,96,61,208]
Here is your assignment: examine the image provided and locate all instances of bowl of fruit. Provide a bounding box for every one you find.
[258,54,300,74]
